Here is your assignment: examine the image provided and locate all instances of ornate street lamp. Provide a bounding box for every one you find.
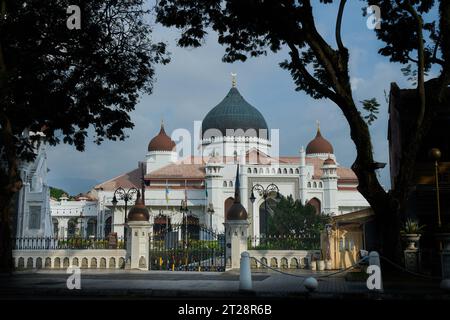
[429,148,442,229]
[207,203,215,230]
[111,187,138,237]
[78,211,84,238]
[249,183,281,236]
[180,199,189,249]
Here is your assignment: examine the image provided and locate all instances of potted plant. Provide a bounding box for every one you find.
[317,259,325,271]
[310,255,317,271]
[400,219,425,250]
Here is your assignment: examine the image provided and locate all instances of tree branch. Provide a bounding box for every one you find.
[404,0,426,128]
[286,41,340,105]
[335,0,347,53]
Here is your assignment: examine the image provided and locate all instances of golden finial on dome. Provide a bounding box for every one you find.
[231,72,237,88]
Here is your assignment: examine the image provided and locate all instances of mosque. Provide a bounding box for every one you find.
[50,79,370,239]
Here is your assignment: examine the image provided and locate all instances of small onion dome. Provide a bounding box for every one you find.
[226,165,248,221]
[306,127,334,155]
[148,122,176,152]
[127,192,150,222]
[323,157,335,165]
[226,202,248,221]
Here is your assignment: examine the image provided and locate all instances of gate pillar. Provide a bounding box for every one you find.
[225,220,249,269]
[224,164,249,270]
[125,191,151,270]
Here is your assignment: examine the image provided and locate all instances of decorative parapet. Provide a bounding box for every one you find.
[12,249,126,269]
[247,250,321,269]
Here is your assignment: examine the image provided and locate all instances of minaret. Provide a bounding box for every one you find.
[205,154,224,232]
[146,120,177,174]
[321,156,339,215]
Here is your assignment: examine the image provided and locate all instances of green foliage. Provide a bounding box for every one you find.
[0,0,169,164]
[248,235,320,250]
[360,98,380,125]
[49,186,69,199]
[266,195,330,237]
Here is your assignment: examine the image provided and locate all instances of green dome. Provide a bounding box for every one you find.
[202,87,268,138]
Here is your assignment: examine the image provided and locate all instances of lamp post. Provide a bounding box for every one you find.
[180,199,189,248]
[207,203,215,231]
[249,183,281,237]
[111,187,138,237]
[429,148,442,229]
[78,211,84,238]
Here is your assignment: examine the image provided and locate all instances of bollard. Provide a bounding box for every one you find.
[304,277,318,292]
[239,251,253,291]
[367,251,383,293]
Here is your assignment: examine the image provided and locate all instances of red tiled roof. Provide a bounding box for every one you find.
[146,161,205,179]
[94,168,140,190]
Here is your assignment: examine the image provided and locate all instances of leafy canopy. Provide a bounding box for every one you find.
[0,0,169,163]
[267,195,330,236]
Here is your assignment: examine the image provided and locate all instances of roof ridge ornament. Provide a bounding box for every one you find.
[316,120,321,135]
[231,72,237,88]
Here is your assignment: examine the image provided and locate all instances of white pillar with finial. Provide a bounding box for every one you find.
[224,164,249,269]
[125,191,151,270]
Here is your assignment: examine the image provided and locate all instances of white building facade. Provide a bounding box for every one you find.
[14,133,53,238]
[87,83,370,238]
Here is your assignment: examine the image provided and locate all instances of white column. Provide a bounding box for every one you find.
[224,220,249,269]
[126,220,151,270]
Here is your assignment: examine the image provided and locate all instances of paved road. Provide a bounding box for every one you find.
[0,269,368,298]
[0,269,447,299]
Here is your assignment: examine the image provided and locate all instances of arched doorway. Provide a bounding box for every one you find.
[259,197,277,236]
[183,215,200,240]
[153,214,171,237]
[307,198,321,215]
[104,216,112,237]
[67,218,77,238]
[52,218,59,237]
[224,197,234,222]
[87,218,97,237]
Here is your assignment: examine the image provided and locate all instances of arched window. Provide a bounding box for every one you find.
[266,168,270,174]
[319,182,323,188]
[229,181,233,187]
[307,182,311,188]
[253,168,257,174]
[313,182,317,188]
[248,168,252,174]
[295,168,299,174]
[283,168,287,174]
[307,198,321,215]
[278,168,282,174]
[272,168,276,174]
[223,181,227,187]
[289,168,294,174]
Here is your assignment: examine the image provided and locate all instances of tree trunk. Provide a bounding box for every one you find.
[0,196,14,273]
[0,114,22,273]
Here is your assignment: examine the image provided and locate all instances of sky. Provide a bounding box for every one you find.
[47,1,417,195]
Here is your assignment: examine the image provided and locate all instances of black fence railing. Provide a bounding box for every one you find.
[13,237,127,250]
[149,227,226,271]
[248,234,320,250]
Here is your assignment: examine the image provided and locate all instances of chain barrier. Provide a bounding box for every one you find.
[250,255,443,281]
[250,256,366,279]
[379,255,442,280]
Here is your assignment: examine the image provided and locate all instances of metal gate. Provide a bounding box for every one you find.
[149,225,225,271]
